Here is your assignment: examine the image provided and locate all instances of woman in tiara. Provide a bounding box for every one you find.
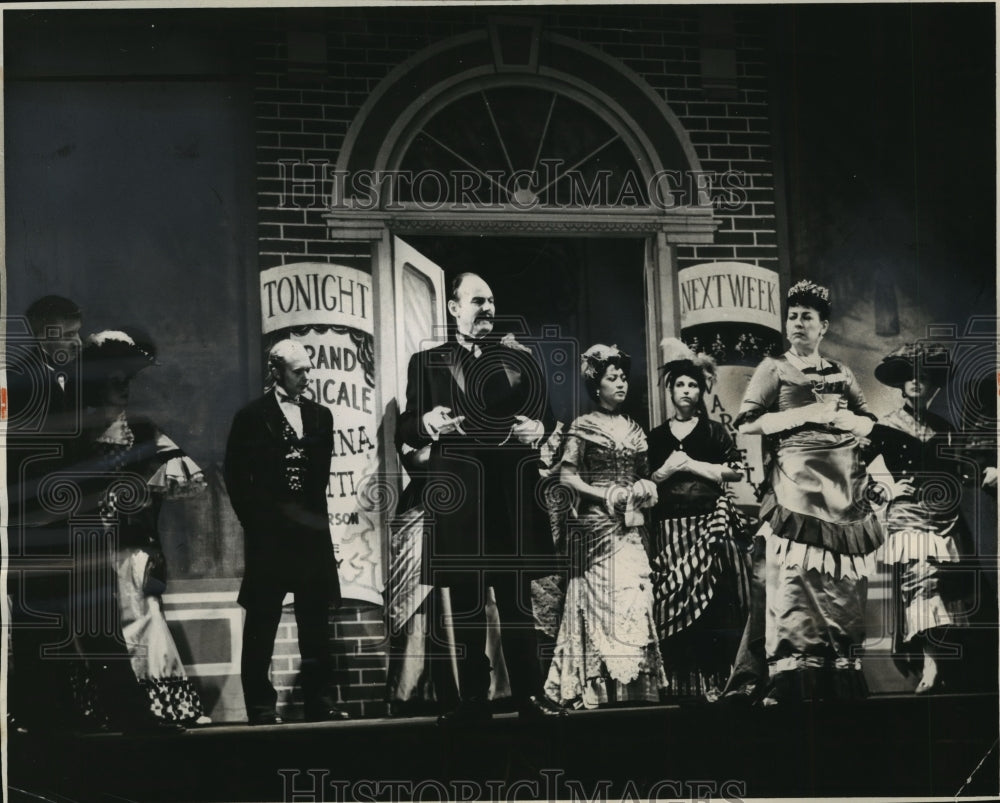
[734,280,883,703]
[543,344,666,708]
[647,340,751,701]
[73,329,209,727]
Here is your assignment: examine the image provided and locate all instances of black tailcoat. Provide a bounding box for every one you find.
[396,340,556,580]
[224,392,341,607]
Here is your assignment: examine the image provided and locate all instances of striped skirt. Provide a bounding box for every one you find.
[651,494,752,642]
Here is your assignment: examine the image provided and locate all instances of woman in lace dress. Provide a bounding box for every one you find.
[735,281,882,702]
[648,340,750,700]
[871,343,971,693]
[76,330,209,725]
[544,345,666,708]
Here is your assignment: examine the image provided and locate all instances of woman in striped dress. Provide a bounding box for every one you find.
[648,340,750,700]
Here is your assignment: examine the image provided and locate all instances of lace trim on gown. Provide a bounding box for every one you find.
[544,411,666,708]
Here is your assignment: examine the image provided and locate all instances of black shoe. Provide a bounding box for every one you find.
[518,695,568,720]
[437,699,492,726]
[716,689,756,707]
[247,711,283,726]
[305,706,350,722]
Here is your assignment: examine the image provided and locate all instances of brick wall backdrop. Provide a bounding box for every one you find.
[271,607,388,719]
[252,6,781,718]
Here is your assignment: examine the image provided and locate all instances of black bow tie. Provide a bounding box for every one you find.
[459,342,485,360]
[279,394,301,406]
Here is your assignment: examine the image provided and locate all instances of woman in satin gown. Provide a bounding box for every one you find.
[544,344,666,708]
[735,280,882,703]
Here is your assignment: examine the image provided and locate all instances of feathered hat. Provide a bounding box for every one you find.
[874,342,950,388]
[81,329,158,376]
[658,337,717,392]
[580,343,631,380]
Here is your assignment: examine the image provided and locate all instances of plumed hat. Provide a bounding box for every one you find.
[874,342,950,388]
[81,329,158,376]
[658,337,717,392]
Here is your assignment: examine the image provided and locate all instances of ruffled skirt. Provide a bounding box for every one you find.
[116,548,206,723]
[545,516,666,709]
[880,500,969,643]
[764,533,870,700]
[760,433,883,700]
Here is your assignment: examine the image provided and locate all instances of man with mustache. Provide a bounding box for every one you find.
[397,272,566,723]
[224,339,348,724]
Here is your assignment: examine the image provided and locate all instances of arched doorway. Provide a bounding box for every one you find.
[325,21,722,439]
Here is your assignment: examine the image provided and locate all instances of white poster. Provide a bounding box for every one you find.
[679,263,778,507]
[678,261,782,331]
[260,263,382,604]
[703,365,766,507]
[260,262,374,336]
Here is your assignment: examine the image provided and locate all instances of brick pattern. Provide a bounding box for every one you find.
[271,605,389,720]
[557,9,779,271]
[255,7,780,270]
[255,7,781,714]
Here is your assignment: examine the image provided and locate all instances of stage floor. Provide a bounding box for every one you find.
[7,693,999,802]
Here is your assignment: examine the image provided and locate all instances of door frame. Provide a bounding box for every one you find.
[327,211,718,444]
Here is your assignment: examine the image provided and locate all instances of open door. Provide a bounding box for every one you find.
[391,236,448,410]
[383,235,446,631]
[384,236,512,709]
[384,236,452,707]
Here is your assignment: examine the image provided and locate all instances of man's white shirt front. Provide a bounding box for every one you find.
[275,387,303,438]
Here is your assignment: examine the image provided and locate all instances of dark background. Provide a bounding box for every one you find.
[776,3,995,322]
[2,6,996,795]
[4,2,995,577]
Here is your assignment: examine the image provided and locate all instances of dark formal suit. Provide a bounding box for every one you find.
[396,339,556,704]
[5,346,83,729]
[224,391,341,719]
[6,347,79,530]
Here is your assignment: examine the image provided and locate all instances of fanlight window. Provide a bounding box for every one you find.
[396,86,648,208]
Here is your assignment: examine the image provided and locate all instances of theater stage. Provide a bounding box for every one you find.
[7,693,999,802]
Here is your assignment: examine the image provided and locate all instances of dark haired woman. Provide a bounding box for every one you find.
[648,339,750,700]
[544,345,666,708]
[871,343,971,693]
[735,281,882,702]
[74,330,208,727]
